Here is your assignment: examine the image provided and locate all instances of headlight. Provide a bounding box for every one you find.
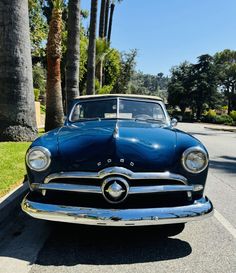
[26,146,51,171]
[182,147,208,173]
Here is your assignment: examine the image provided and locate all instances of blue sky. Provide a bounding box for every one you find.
[81,0,236,75]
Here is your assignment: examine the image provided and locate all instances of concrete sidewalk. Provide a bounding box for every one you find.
[202,123,236,132]
[0,182,28,224]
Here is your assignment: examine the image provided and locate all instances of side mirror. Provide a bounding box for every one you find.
[171,118,178,127]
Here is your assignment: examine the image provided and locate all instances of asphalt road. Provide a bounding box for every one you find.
[0,123,235,273]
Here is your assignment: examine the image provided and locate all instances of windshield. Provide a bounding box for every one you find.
[70,98,167,123]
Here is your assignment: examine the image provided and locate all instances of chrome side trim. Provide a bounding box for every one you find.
[44,167,188,184]
[21,195,213,226]
[31,183,203,194]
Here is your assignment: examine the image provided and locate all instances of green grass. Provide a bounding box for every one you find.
[0,142,30,197]
[38,128,45,136]
[40,104,46,114]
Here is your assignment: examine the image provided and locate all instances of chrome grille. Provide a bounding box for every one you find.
[31,167,203,196]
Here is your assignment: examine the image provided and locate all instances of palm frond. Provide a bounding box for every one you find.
[52,0,63,10]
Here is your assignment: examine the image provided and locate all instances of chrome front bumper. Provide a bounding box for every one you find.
[21,194,213,226]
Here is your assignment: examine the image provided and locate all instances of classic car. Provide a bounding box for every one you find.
[22,94,213,234]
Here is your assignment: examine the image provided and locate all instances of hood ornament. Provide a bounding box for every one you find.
[113,123,119,138]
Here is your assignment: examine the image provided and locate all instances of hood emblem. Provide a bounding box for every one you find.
[101,177,129,203]
[106,182,125,198]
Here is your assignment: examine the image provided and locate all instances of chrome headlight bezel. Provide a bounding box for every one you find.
[26,146,51,172]
[182,146,208,174]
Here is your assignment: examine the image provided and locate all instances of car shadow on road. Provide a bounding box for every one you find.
[220,156,236,161]
[34,223,192,266]
[185,131,215,136]
[210,159,236,174]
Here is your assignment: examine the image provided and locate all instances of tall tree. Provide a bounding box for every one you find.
[214,49,236,113]
[168,62,193,115]
[192,54,218,119]
[45,0,64,131]
[107,0,122,43]
[113,49,137,93]
[96,39,110,88]
[65,0,81,112]
[99,0,107,38]
[0,0,37,141]
[104,0,110,38]
[97,0,107,88]
[107,1,115,42]
[86,0,98,95]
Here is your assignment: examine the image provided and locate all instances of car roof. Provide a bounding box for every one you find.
[75,94,163,101]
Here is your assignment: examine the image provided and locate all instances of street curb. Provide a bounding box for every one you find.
[0,182,28,224]
[204,126,236,133]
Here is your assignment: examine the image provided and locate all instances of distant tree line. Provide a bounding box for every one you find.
[129,71,169,99]
[168,50,236,120]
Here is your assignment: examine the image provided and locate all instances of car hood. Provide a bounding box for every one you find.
[57,120,177,172]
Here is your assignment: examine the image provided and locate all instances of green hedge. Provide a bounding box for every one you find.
[230,110,236,121]
[214,114,233,125]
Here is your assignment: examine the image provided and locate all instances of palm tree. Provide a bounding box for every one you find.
[104,0,110,39]
[0,0,37,141]
[96,39,111,88]
[65,0,81,112]
[98,0,107,89]
[86,0,98,95]
[99,0,107,39]
[45,0,64,131]
[108,0,122,43]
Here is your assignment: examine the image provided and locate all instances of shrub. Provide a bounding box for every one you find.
[203,109,216,122]
[182,112,192,122]
[98,84,113,94]
[34,88,40,101]
[40,104,46,114]
[230,110,236,121]
[214,114,233,125]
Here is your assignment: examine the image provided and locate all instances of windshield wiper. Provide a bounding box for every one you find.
[74,117,102,122]
[134,118,165,123]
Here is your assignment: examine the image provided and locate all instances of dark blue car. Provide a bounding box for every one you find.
[22,94,213,234]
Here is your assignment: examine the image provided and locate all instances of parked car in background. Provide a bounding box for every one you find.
[22,94,213,235]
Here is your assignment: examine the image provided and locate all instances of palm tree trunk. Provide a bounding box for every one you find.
[96,60,103,88]
[99,0,107,38]
[104,0,110,39]
[45,4,64,131]
[86,0,98,95]
[107,2,115,43]
[98,0,107,89]
[65,0,81,113]
[0,0,37,141]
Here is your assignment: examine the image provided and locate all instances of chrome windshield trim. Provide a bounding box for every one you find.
[32,183,203,194]
[44,167,188,184]
[68,97,169,124]
[22,196,213,226]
